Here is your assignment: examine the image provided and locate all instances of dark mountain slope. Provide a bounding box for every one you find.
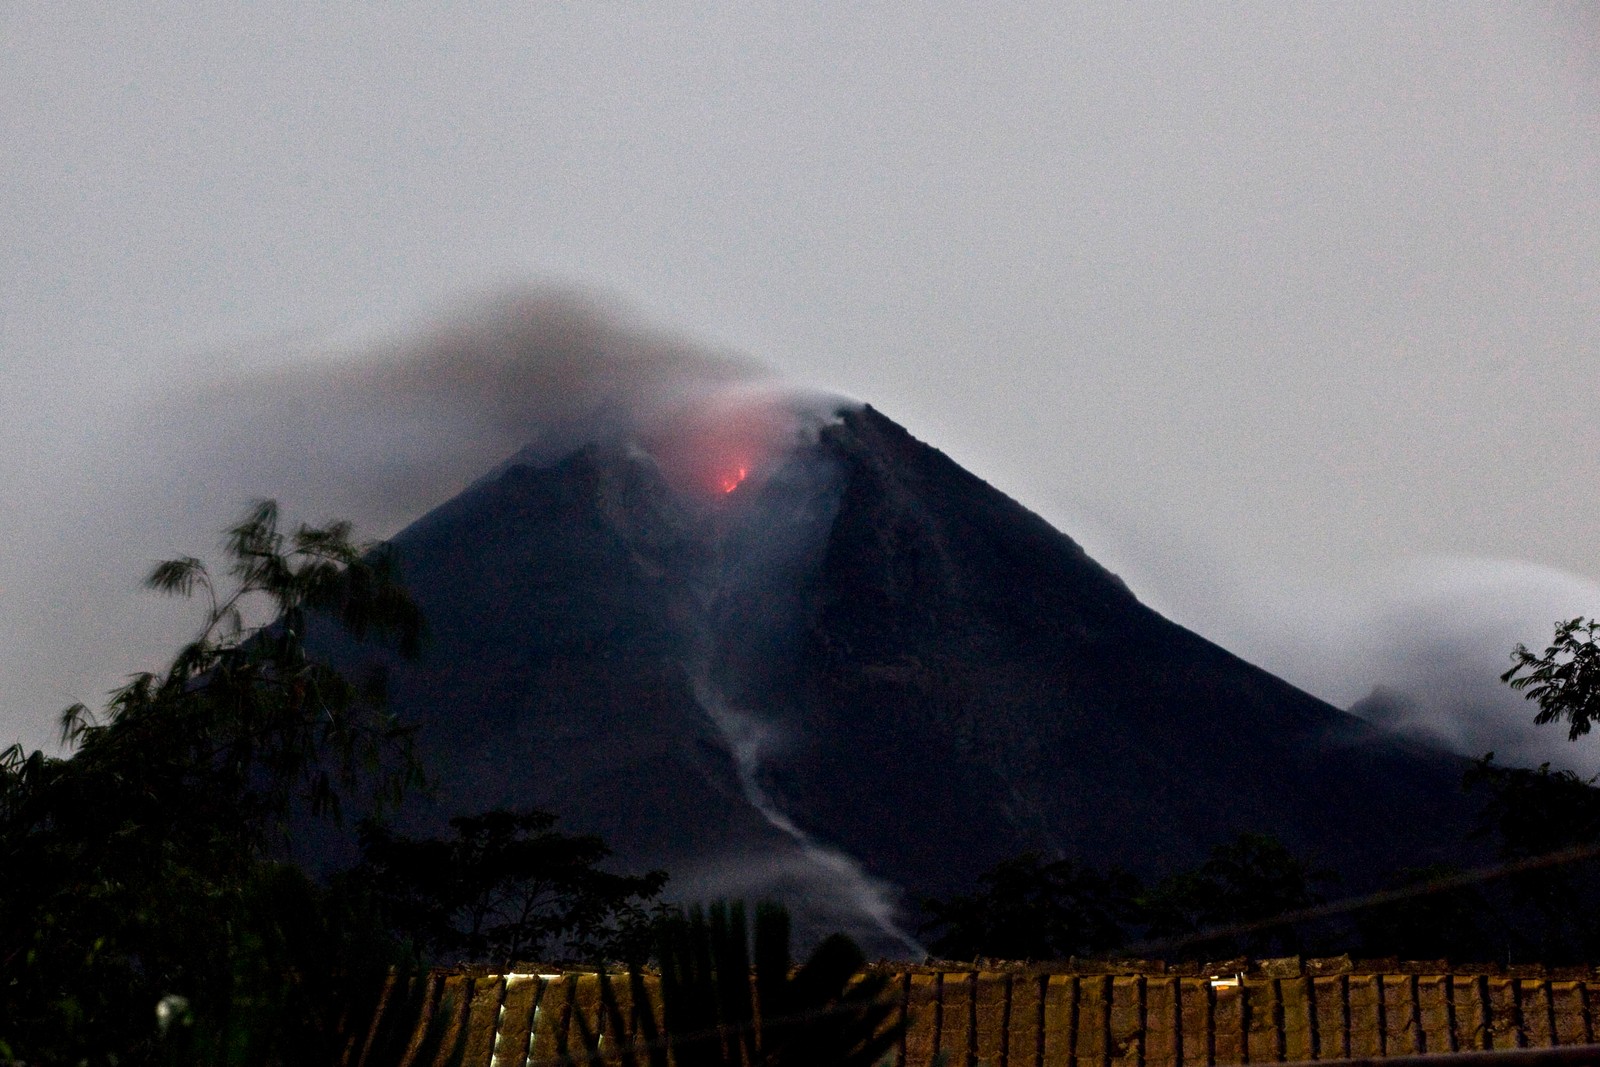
[324,401,1478,953]
[781,407,1471,893]
[360,447,794,873]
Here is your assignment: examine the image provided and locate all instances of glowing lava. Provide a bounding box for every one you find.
[644,387,799,499]
[719,466,750,494]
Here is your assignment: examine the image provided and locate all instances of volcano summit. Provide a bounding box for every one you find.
[328,396,1473,955]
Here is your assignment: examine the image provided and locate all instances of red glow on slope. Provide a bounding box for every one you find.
[645,389,795,500]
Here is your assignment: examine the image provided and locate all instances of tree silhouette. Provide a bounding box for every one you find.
[1503,617,1600,741]
[357,807,667,968]
[1139,833,1336,959]
[919,852,1141,961]
[0,501,425,1064]
[1464,755,1600,963]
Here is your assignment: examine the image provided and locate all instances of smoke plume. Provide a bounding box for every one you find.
[0,287,771,750]
[171,286,776,534]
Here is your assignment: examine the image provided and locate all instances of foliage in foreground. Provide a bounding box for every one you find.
[358,807,668,969]
[919,799,1600,967]
[1504,617,1600,741]
[0,503,665,1065]
[563,901,902,1067]
[1,502,426,1064]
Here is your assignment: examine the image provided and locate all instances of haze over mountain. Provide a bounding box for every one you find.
[322,389,1480,955]
[7,286,1597,784]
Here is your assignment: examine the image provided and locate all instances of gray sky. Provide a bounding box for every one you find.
[4,3,1599,768]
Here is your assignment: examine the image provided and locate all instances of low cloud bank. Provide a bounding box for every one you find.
[1340,558,1600,772]
[1043,502,1600,777]
[1061,509,1600,776]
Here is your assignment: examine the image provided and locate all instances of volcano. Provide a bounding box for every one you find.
[329,400,1475,954]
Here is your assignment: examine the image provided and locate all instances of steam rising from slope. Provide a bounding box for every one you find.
[669,425,925,954]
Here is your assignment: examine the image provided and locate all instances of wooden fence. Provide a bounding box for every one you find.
[367,963,1600,1067]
